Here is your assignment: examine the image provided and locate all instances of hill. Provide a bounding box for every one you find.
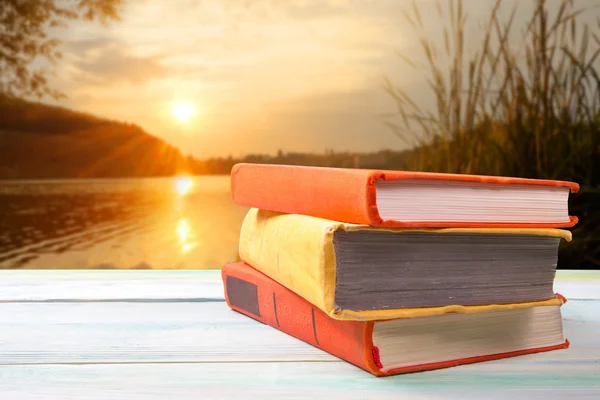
[0,97,189,179]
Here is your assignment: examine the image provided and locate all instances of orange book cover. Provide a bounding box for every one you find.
[230,163,579,228]
[222,261,570,377]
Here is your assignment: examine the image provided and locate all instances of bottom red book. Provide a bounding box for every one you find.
[222,261,570,377]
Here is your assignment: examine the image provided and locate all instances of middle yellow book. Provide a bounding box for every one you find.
[239,208,570,322]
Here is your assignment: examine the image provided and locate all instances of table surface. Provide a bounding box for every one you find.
[0,270,598,399]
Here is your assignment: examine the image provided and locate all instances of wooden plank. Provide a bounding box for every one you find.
[0,270,223,302]
[0,302,336,365]
[0,298,597,365]
[0,360,598,400]
[0,271,597,397]
[555,270,600,280]
[0,270,598,302]
[553,270,600,300]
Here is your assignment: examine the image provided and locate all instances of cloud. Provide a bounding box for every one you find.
[264,0,350,20]
[64,38,168,86]
[58,0,401,95]
[265,89,390,117]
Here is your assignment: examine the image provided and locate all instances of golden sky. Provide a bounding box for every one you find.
[49,0,599,159]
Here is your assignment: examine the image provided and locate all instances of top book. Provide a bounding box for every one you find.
[231,163,580,228]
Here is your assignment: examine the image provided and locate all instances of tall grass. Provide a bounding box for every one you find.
[384,0,600,268]
[385,0,599,181]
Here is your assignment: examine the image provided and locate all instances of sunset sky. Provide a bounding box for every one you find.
[48,0,599,159]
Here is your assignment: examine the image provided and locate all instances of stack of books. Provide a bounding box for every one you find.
[222,163,579,376]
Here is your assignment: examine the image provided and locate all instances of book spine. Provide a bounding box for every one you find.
[231,163,375,225]
[238,208,339,315]
[221,261,380,376]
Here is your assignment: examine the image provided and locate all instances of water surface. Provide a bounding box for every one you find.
[0,176,248,269]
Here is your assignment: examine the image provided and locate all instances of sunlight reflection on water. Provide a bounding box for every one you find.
[177,218,197,254]
[0,176,248,269]
[175,176,195,197]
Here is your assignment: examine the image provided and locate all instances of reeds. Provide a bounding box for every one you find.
[385,0,599,183]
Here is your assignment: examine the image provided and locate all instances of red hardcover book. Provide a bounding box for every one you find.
[222,261,570,377]
[230,163,579,228]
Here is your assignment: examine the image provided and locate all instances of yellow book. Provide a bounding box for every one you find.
[239,208,571,322]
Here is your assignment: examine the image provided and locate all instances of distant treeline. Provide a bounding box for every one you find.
[190,149,414,175]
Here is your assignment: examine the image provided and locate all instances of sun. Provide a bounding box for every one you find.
[171,100,196,123]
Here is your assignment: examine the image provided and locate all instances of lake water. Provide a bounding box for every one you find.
[0,176,249,269]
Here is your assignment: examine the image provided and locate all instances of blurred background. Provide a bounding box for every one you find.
[0,0,598,270]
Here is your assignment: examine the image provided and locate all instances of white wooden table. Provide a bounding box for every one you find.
[0,270,598,399]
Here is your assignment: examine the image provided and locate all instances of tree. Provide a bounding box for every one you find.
[0,0,123,100]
